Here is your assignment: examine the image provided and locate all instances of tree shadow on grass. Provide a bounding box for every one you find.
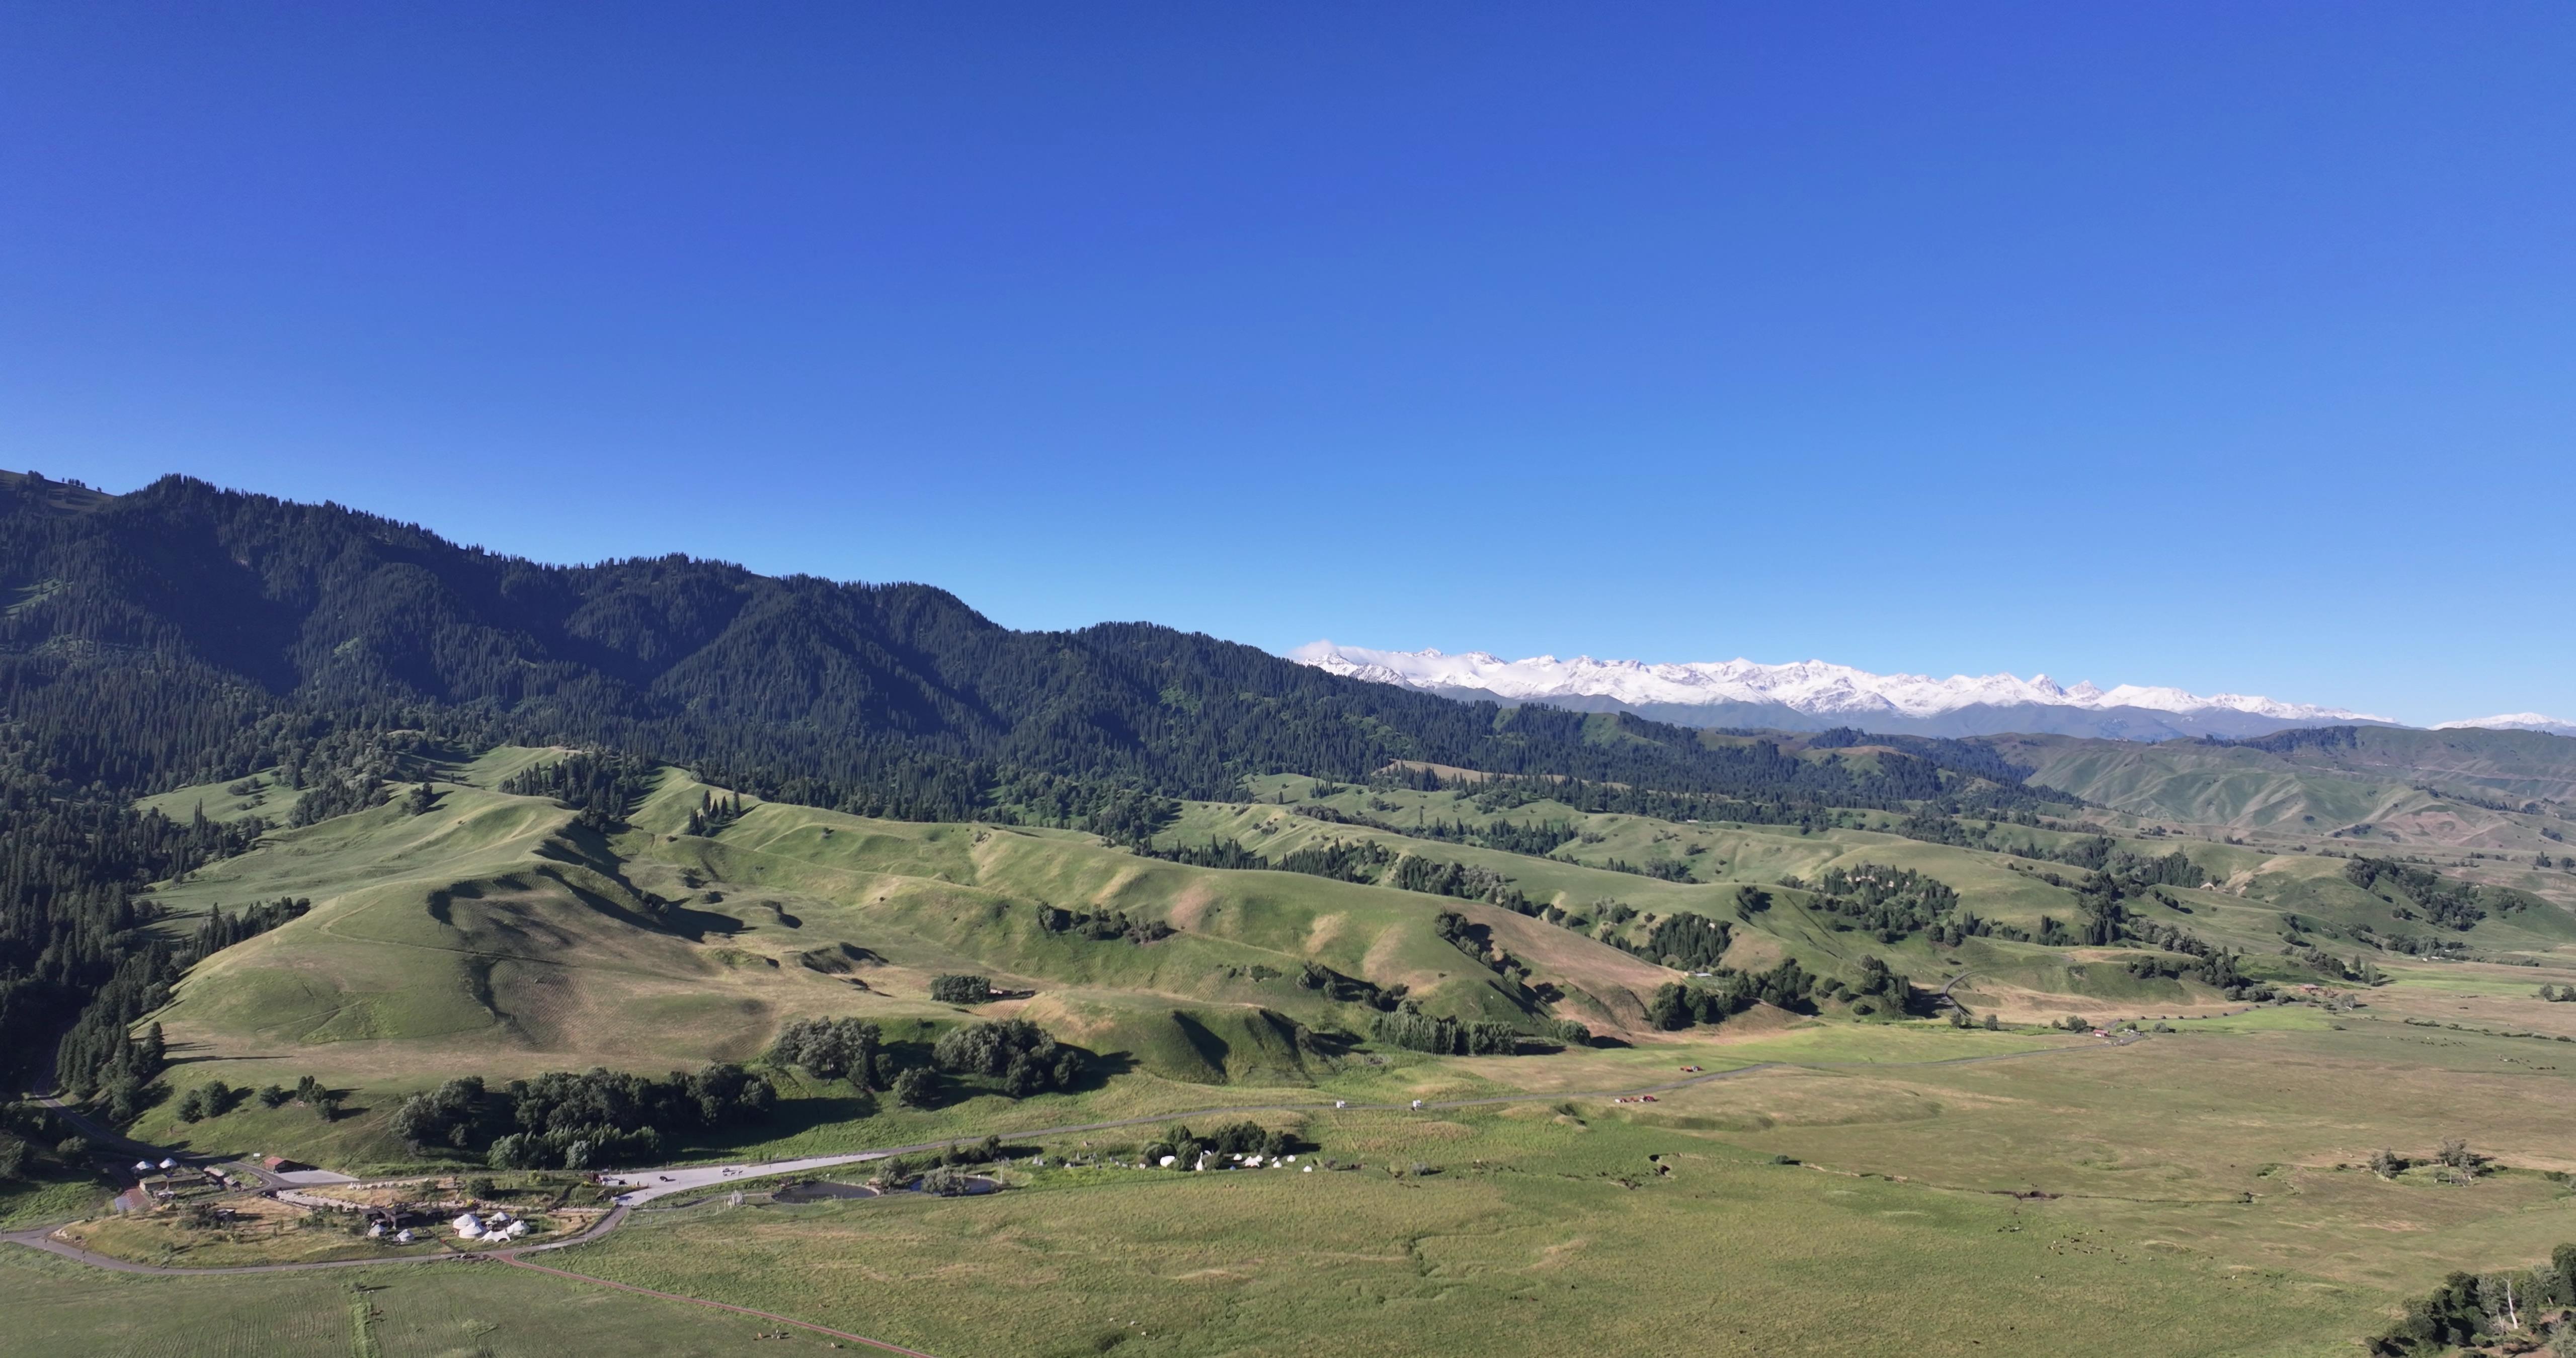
[686,1090,881,1155]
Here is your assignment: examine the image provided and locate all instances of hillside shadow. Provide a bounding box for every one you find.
[1061,1050,1137,1095]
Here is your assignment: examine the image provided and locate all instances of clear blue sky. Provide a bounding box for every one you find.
[4,4,2570,724]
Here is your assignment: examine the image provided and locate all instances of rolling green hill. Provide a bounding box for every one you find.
[103,734,2576,1177]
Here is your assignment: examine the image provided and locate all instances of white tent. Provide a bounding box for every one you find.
[452,1213,483,1237]
[157,1158,178,1170]
[394,1229,415,1244]
[132,1160,154,1173]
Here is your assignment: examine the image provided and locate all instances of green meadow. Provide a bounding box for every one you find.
[21,741,2576,1355]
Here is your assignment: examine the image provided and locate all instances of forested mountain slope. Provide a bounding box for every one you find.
[0,470,2067,1088]
[0,472,2035,815]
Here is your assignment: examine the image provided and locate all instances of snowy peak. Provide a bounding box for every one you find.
[2434,713,2576,737]
[1288,641,2393,729]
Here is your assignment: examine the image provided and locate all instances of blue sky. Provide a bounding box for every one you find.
[4,4,2570,725]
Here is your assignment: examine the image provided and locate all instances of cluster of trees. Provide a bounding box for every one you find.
[2371,1243,2576,1354]
[500,1065,776,1169]
[1142,1119,1303,1167]
[1030,904,1174,946]
[450,1066,778,1170]
[2108,848,2209,888]
[682,790,746,837]
[927,974,994,1004]
[1371,1008,1522,1055]
[1430,910,1545,999]
[775,1009,1086,1104]
[1385,855,1528,911]
[499,752,660,832]
[932,1017,1082,1097]
[2345,858,2524,931]
[769,1016,891,1088]
[1597,856,1696,882]
[1807,864,1965,944]
[1886,813,2148,877]
[1312,807,1579,861]
[191,897,310,955]
[173,1078,249,1122]
[1831,956,1916,1017]
[1295,962,1406,1011]
[1137,833,1395,886]
[0,1100,79,1180]
[2538,985,2576,1003]
[1608,911,1733,972]
[1649,959,1819,1029]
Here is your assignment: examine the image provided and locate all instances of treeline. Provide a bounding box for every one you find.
[0,474,2079,819]
[0,772,272,1092]
[0,473,2099,1092]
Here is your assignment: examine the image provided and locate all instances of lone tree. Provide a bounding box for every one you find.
[891,1067,938,1109]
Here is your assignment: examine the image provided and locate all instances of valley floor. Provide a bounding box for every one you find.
[12,1001,2576,1357]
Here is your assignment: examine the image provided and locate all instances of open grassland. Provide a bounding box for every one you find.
[0,1248,813,1356]
[21,1018,2576,1356]
[512,1020,2576,1358]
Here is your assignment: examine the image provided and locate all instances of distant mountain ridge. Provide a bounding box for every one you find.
[0,471,2045,814]
[2436,713,2576,738]
[1291,642,2403,742]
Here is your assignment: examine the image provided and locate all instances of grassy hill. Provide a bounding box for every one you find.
[123,737,2576,1175]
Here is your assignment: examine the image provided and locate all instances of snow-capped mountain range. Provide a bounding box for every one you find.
[1287,641,2473,742]
[2435,713,2576,737]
